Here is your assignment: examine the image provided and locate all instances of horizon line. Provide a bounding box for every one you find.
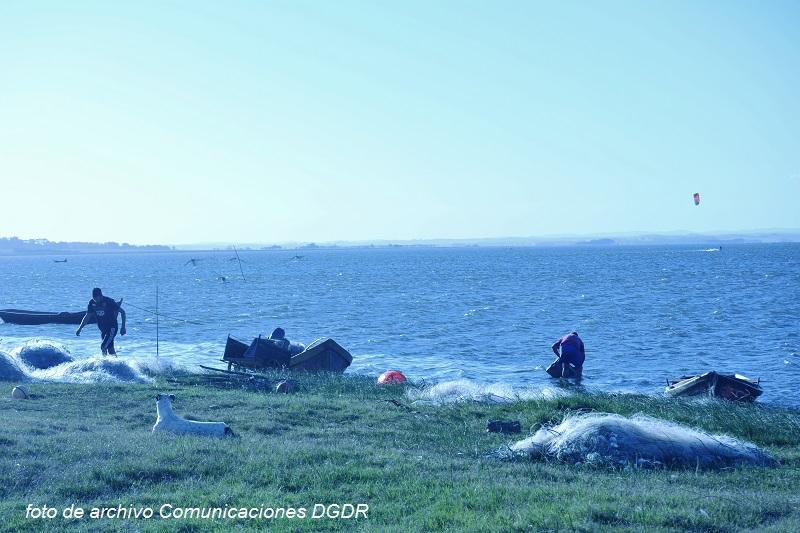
[3,227,800,250]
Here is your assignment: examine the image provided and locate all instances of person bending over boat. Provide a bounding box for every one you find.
[268,327,290,351]
[76,288,126,355]
[267,327,305,355]
[551,331,585,379]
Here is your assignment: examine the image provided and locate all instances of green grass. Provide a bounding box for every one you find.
[0,372,798,532]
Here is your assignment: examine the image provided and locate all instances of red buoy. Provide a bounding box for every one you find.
[377,370,407,385]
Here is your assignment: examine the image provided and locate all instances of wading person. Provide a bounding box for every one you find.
[551,331,585,379]
[76,288,126,355]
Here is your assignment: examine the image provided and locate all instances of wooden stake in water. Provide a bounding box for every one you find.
[233,245,246,282]
[156,283,160,359]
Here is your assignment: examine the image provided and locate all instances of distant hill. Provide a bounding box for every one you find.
[3,229,799,255]
[577,238,616,246]
[0,237,172,255]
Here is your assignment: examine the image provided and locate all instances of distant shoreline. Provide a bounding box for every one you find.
[1,232,799,256]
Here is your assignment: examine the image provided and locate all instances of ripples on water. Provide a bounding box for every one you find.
[0,244,798,405]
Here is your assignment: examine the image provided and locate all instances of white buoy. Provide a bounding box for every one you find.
[11,386,30,399]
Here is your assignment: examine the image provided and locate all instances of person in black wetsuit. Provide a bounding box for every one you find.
[76,287,127,355]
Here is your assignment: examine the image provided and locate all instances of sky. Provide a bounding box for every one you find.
[1,1,798,245]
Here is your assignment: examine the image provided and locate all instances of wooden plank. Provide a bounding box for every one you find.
[199,365,271,380]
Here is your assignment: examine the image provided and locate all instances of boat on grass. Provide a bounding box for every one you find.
[222,335,352,373]
[288,339,352,372]
[665,371,763,401]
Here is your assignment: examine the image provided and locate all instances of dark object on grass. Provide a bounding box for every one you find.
[487,420,522,434]
[242,336,291,368]
[222,336,352,373]
[222,335,290,370]
[0,309,93,326]
[11,385,30,399]
[665,371,762,401]
[289,339,352,372]
[275,379,299,393]
[223,336,249,360]
[199,364,270,379]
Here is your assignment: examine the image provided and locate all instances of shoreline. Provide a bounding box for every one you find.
[2,340,799,410]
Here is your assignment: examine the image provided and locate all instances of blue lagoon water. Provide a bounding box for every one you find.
[1,245,798,405]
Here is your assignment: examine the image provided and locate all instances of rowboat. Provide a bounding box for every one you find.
[665,371,763,401]
[0,309,91,326]
[288,338,352,372]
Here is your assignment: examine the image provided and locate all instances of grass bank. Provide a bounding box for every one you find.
[1,372,799,532]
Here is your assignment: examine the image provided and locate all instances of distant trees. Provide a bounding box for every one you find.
[0,237,172,255]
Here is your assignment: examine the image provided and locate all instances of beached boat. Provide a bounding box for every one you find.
[222,335,352,373]
[665,371,763,401]
[0,309,91,326]
[289,338,352,372]
[222,335,290,369]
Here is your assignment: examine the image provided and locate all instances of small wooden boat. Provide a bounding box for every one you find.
[289,338,352,372]
[0,309,91,326]
[222,335,290,370]
[222,335,352,373]
[222,336,249,360]
[665,371,762,401]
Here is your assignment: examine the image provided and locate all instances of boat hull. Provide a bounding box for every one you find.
[0,309,91,326]
[666,371,762,401]
[222,335,290,369]
[222,336,352,373]
[289,338,352,372]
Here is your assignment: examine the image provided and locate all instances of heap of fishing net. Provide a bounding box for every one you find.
[407,379,566,405]
[509,413,775,469]
[32,357,153,384]
[10,340,74,369]
[0,339,188,383]
[0,351,28,381]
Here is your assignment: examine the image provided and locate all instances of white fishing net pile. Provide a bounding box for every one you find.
[10,340,74,369]
[509,412,774,468]
[0,350,27,381]
[30,356,153,383]
[0,339,191,384]
[407,379,567,405]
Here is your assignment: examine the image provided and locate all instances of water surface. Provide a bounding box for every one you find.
[1,244,797,405]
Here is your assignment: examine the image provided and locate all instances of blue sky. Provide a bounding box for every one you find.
[1,1,798,244]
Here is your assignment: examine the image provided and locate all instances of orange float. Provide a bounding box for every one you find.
[377,370,407,385]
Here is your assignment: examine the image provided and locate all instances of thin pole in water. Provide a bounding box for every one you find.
[233,245,246,282]
[156,283,159,359]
